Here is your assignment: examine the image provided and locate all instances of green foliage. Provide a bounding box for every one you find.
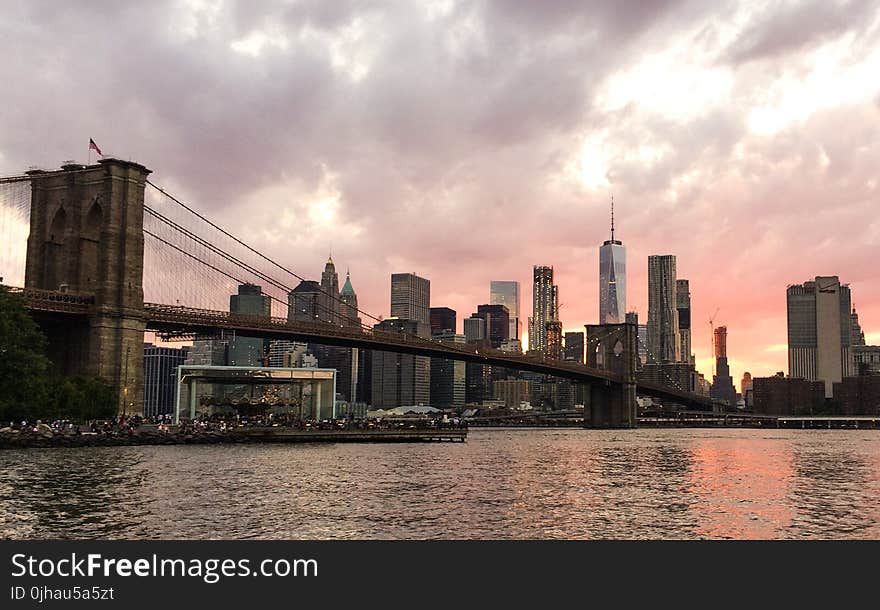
[50,376,117,421]
[0,286,117,422]
[0,286,51,421]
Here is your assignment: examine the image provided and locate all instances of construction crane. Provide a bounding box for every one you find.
[709,307,720,376]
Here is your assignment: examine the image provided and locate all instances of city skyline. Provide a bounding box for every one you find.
[296,258,876,394]
[1,1,879,391]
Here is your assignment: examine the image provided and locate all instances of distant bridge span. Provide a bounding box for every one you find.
[11,286,713,410]
[146,304,713,408]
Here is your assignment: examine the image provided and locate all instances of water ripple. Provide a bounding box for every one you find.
[1,429,878,539]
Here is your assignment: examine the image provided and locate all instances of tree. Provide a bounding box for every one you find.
[0,287,119,423]
[52,376,116,421]
[0,286,51,421]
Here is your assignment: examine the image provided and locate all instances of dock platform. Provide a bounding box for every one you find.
[234,427,468,443]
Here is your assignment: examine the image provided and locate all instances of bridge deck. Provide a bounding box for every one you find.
[235,427,467,443]
[143,301,625,380]
[11,286,95,314]
[9,285,712,408]
[145,303,711,407]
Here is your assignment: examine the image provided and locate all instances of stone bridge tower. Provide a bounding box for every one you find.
[584,322,638,428]
[25,158,151,416]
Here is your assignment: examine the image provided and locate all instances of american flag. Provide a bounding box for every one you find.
[89,138,102,156]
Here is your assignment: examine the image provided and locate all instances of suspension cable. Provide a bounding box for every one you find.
[143,229,373,333]
[145,179,384,326]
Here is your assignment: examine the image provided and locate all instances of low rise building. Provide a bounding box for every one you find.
[752,374,826,415]
[852,345,880,375]
[833,375,880,415]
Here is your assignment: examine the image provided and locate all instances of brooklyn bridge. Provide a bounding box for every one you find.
[0,158,714,427]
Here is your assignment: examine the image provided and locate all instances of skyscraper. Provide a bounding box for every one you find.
[228,283,270,366]
[289,280,322,322]
[546,320,563,360]
[430,307,457,335]
[714,326,727,359]
[317,257,359,401]
[391,272,430,325]
[676,279,693,364]
[464,316,486,342]
[371,318,430,408]
[429,309,462,408]
[564,331,585,363]
[710,326,737,409]
[144,343,189,418]
[490,281,521,340]
[371,273,431,408]
[475,304,510,348]
[463,315,491,404]
[230,282,271,317]
[319,256,340,324]
[599,197,626,324]
[647,255,680,363]
[339,270,361,328]
[528,265,557,355]
[289,266,361,402]
[787,276,854,398]
[430,330,466,409]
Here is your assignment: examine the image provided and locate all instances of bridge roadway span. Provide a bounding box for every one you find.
[13,287,712,408]
[149,304,713,408]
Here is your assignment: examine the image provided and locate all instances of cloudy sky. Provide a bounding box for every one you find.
[2,0,879,386]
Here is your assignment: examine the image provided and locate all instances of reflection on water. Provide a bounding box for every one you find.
[1,429,878,539]
[787,443,875,538]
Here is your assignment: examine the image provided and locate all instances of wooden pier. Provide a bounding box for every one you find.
[234,427,468,443]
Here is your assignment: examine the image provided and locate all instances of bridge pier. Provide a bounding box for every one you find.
[25,159,151,416]
[584,323,638,428]
[584,379,637,428]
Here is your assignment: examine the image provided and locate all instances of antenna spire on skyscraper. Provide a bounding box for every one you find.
[610,194,615,241]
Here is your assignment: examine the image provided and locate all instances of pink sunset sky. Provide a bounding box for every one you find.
[1,1,879,389]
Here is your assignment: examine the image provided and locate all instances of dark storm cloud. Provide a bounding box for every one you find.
[722,0,879,65]
[0,0,705,207]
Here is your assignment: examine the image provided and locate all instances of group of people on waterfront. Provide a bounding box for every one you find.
[170,412,468,433]
[5,411,467,439]
[6,419,79,434]
[4,415,146,437]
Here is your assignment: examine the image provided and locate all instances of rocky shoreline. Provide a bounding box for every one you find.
[0,428,251,449]
[0,425,469,449]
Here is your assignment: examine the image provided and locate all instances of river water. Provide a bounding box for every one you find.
[1,428,879,539]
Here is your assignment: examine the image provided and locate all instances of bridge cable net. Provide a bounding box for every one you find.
[144,183,484,358]
[634,336,693,394]
[144,186,355,328]
[0,177,31,287]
